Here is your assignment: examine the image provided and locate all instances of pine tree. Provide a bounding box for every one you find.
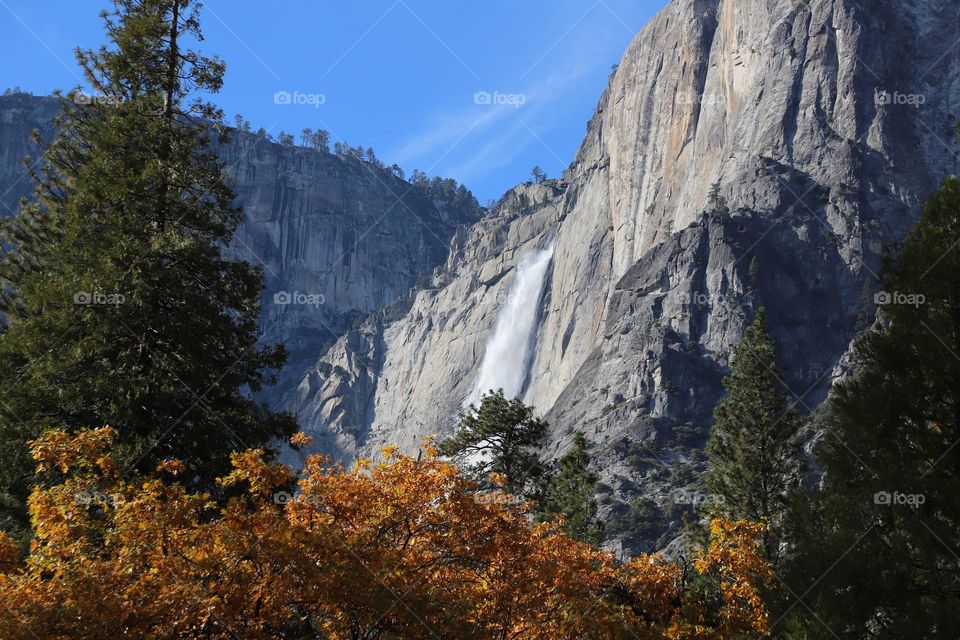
[705,308,805,564]
[538,432,603,544]
[0,0,295,536]
[786,178,960,637]
[439,390,548,498]
[708,181,730,220]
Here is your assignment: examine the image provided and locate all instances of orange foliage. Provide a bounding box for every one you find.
[0,429,771,639]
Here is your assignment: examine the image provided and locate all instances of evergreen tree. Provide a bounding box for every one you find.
[786,178,960,638]
[531,166,547,184]
[314,129,330,152]
[708,181,730,220]
[538,432,603,544]
[0,0,295,536]
[705,308,805,564]
[439,390,548,498]
[300,127,313,147]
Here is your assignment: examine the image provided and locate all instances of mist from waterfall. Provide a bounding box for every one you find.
[467,244,554,407]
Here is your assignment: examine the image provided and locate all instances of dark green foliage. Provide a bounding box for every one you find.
[410,171,482,220]
[0,0,295,536]
[785,178,960,638]
[607,497,664,549]
[531,166,547,184]
[538,432,604,544]
[705,308,805,564]
[439,389,548,498]
[708,182,730,220]
[442,392,608,545]
[299,127,329,152]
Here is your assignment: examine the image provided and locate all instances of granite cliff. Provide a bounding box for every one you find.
[0,91,481,408]
[288,0,960,552]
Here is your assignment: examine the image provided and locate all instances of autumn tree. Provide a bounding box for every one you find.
[0,427,773,640]
[0,0,294,537]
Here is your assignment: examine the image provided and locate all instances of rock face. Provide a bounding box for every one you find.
[0,93,480,408]
[289,0,960,552]
[0,94,59,216]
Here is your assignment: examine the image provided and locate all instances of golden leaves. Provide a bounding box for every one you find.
[0,429,772,640]
[289,431,314,450]
[29,425,118,477]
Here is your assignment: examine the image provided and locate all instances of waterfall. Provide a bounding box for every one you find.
[467,244,554,407]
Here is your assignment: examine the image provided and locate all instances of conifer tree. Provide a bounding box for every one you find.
[439,389,548,498]
[705,308,805,563]
[538,432,604,544]
[786,178,960,637]
[0,0,294,536]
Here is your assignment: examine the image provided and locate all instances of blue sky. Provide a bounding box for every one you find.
[0,0,666,203]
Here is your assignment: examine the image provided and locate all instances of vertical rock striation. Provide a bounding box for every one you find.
[290,0,960,551]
